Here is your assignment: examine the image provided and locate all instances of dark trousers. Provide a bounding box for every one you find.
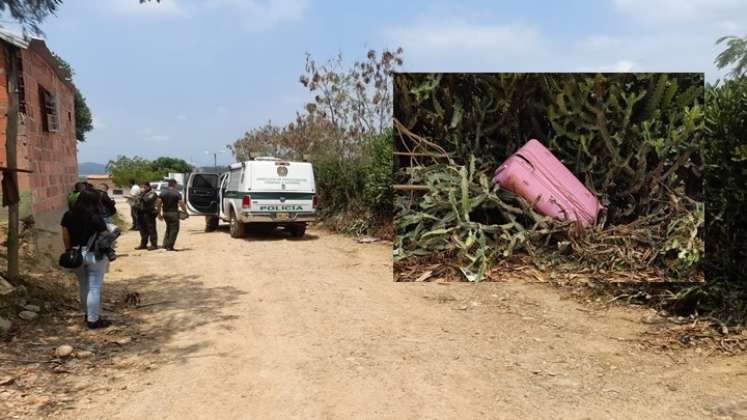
[138,212,158,247]
[162,212,180,249]
[131,206,140,229]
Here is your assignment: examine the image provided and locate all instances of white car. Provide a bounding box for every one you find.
[185,158,318,238]
[150,181,183,196]
[149,181,166,196]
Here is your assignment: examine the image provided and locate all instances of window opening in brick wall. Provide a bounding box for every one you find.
[17,55,27,115]
[38,85,60,132]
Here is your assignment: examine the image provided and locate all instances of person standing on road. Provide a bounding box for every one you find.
[135,182,160,251]
[157,179,189,251]
[61,189,113,329]
[127,180,141,231]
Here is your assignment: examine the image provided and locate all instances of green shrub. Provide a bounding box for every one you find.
[362,129,394,219]
[312,131,393,233]
[313,155,366,217]
[699,77,747,318]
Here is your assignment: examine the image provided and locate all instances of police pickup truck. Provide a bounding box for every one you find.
[186,158,318,238]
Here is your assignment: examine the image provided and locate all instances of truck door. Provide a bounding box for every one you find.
[218,173,229,218]
[186,173,220,216]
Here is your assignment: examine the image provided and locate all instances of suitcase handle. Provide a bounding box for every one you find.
[514,154,535,170]
[492,154,535,185]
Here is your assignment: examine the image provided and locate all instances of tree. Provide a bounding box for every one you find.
[106,156,161,187]
[704,78,747,290]
[51,52,93,142]
[0,0,61,33]
[715,35,747,78]
[230,113,338,161]
[106,155,192,187]
[150,156,192,174]
[299,48,403,147]
[0,1,158,33]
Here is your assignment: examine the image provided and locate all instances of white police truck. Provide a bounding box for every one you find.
[185,158,318,238]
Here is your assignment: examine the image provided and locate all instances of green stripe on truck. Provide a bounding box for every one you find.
[222,191,314,200]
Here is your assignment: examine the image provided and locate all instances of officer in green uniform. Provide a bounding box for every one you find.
[135,183,159,250]
[157,179,188,251]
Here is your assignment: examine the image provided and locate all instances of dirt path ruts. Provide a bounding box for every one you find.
[59,205,747,420]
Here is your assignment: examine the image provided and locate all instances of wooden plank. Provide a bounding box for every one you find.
[0,167,33,173]
[4,44,20,281]
[393,184,429,191]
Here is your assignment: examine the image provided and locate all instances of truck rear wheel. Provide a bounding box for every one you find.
[230,213,246,238]
[289,223,306,238]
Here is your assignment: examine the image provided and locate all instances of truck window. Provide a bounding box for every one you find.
[192,174,218,189]
[228,169,241,191]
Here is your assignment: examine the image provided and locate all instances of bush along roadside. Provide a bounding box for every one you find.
[314,130,393,238]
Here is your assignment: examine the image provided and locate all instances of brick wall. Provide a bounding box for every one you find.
[1,42,78,222]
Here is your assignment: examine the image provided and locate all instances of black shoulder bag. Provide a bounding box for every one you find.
[59,233,97,269]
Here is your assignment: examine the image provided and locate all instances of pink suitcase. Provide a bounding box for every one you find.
[492,139,602,227]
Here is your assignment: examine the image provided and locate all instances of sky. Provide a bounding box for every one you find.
[2,0,745,166]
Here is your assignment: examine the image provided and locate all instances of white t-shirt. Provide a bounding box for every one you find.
[128,185,141,203]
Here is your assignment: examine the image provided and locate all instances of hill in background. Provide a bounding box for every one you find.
[78,162,107,175]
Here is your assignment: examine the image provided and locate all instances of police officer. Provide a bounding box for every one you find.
[135,182,159,250]
[157,179,188,251]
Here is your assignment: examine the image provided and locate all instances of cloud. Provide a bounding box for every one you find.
[575,33,720,78]
[382,8,725,80]
[205,0,309,28]
[147,134,171,142]
[104,0,187,17]
[578,60,638,72]
[387,20,540,53]
[99,0,308,29]
[579,35,623,51]
[383,19,545,71]
[92,117,107,130]
[611,0,747,25]
[176,114,187,121]
[607,60,636,72]
[138,127,170,141]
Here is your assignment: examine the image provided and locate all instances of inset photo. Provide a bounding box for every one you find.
[394,73,704,283]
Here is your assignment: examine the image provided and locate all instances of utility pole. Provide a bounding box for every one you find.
[3,44,20,281]
[213,153,217,170]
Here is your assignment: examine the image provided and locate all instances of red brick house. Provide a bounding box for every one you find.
[1,28,78,252]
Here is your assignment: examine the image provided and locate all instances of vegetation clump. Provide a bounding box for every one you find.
[394,73,704,282]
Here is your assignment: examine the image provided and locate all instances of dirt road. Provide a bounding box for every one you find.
[46,207,746,419]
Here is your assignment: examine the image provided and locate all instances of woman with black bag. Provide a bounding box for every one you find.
[60,190,112,329]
